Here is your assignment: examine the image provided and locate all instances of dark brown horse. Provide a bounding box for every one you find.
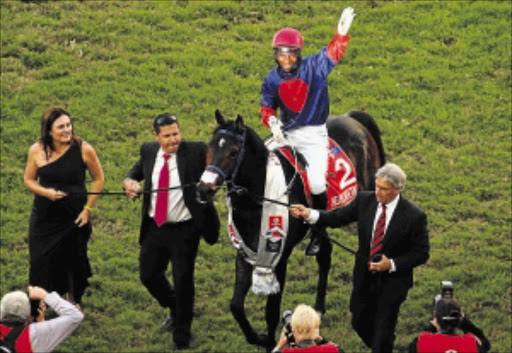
[197,109,384,351]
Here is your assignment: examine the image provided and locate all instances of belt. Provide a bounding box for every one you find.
[153,218,194,228]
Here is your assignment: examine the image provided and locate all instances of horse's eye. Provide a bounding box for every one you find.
[228,150,238,159]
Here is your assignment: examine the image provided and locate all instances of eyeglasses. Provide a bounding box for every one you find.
[154,113,178,128]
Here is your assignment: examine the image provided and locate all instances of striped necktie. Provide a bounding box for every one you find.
[370,204,386,257]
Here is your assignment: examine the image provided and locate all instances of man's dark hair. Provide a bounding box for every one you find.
[153,113,178,133]
[435,298,462,334]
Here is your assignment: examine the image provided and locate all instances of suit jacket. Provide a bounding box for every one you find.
[317,191,429,305]
[126,140,219,245]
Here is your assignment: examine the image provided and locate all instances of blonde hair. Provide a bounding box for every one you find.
[0,290,30,322]
[290,304,321,339]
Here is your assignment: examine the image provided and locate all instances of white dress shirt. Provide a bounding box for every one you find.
[307,194,401,272]
[148,148,192,223]
[371,195,400,240]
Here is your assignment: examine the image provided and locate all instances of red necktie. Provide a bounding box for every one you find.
[370,204,386,257]
[154,154,170,226]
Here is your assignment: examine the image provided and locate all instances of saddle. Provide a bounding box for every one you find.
[272,138,358,210]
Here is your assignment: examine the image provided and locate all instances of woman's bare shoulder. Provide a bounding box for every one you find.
[28,141,43,155]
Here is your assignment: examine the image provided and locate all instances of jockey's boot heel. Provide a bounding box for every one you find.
[305,192,328,256]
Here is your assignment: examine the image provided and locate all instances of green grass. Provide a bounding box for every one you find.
[1,1,511,352]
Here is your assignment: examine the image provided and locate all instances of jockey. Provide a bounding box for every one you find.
[260,7,355,256]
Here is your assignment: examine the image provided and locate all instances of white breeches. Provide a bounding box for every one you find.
[286,125,328,194]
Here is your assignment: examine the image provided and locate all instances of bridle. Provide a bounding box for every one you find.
[205,127,247,190]
[203,126,361,257]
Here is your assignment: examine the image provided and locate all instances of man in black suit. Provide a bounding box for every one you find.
[123,113,219,350]
[290,163,429,353]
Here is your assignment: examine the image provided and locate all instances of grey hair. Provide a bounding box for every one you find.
[375,163,406,189]
[0,290,30,322]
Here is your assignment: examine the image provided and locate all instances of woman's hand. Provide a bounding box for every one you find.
[75,208,90,227]
[46,188,67,201]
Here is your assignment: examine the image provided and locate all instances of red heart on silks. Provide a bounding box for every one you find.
[279,78,309,113]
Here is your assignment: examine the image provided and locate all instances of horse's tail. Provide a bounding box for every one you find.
[346,110,386,166]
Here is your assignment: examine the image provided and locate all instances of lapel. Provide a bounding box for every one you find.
[363,196,379,248]
[382,196,406,248]
[176,141,187,184]
[145,143,160,189]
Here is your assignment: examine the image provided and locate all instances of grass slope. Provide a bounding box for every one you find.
[1,1,511,352]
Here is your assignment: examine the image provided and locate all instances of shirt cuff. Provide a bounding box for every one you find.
[306,210,320,224]
[389,259,396,273]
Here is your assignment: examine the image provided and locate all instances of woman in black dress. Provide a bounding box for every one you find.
[23,107,104,310]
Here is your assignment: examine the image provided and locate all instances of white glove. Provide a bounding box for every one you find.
[269,116,284,144]
[338,7,355,36]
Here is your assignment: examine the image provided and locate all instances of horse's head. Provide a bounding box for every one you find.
[197,110,246,203]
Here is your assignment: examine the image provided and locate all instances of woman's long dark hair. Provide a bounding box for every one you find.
[39,107,81,160]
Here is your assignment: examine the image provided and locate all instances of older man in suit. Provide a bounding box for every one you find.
[290,163,429,353]
[123,113,219,350]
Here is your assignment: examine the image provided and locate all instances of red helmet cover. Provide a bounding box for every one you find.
[272,27,304,49]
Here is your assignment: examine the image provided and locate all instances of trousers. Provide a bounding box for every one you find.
[139,219,199,345]
[286,124,328,194]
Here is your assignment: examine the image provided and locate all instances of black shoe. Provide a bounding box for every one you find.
[305,235,321,256]
[173,342,190,351]
[160,314,176,332]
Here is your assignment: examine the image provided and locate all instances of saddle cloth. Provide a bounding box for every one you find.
[275,138,358,210]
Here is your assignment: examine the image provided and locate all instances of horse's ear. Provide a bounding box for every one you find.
[215,109,226,126]
[235,114,244,129]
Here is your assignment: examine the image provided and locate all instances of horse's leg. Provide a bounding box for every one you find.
[263,260,288,352]
[230,254,264,346]
[314,235,332,314]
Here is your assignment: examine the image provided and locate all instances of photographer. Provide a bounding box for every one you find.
[0,286,84,352]
[272,304,342,353]
[409,283,490,353]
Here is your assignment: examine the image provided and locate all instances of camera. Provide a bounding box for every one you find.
[282,310,296,345]
[433,281,455,317]
[440,281,454,299]
[371,253,382,262]
[369,254,382,274]
[434,280,454,305]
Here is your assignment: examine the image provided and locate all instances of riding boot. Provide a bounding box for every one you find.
[305,191,328,256]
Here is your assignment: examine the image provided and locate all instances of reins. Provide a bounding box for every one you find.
[225,185,360,256]
[67,183,197,195]
[205,127,361,257]
[226,185,290,207]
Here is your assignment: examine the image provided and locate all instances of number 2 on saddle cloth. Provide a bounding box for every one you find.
[277,138,358,210]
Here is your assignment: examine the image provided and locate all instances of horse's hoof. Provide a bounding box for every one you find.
[247,334,273,349]
[246,333,264,346]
